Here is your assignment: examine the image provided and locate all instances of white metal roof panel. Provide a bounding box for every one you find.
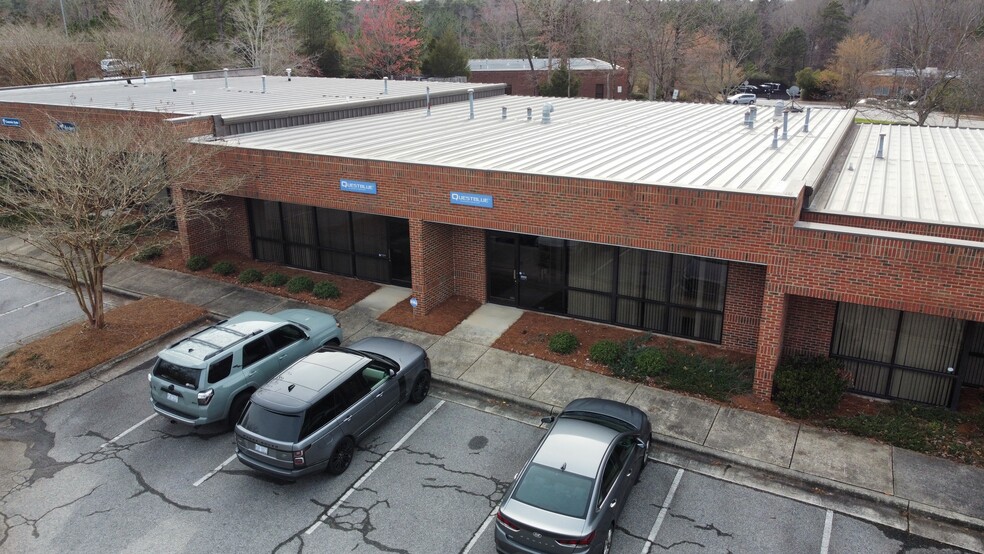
[469,57,619,72]
[220,96,855,195]
[0,75,478,119]
[814,124,984,227]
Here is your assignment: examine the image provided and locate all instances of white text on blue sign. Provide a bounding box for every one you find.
[1,117,22,127]
[340,179,377,195]
[450,192,494,208]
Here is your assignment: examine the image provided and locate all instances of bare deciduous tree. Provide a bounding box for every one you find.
[0,115,243,329]
[680,30,744,102]
[829,33,886,107]
[0,24,82,85]
[228,0,310,74]
[99,0,186,75]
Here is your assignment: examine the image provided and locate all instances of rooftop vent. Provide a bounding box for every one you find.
[875,133,886,159]
[542,102,554,123]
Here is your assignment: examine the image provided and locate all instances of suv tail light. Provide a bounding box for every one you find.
[197,388,214,405]
[556,531,595,546]
[293,447,308,468]
[496,511,520,532]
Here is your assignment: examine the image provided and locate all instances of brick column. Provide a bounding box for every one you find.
[408,219,455,315]
[753,265,789,399]
[175,191,247,259]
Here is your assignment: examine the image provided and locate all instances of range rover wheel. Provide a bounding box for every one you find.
[327,437,355,475]
[227,392,250,429]
[409,371,431,404]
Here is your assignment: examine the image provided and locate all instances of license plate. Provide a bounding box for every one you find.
[166,393,178,403]
[254,444,268,455]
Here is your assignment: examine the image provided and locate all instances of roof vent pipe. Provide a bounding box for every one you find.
[502,106,507,120]
[170,77,176,92]
[383,77,388,95]
[772,126,780,149]
[468,88,475,119]
[261,75,266,94]
[425,86,431,117]
[542,102,554,123]
[803,107,812,132]
[223,68,228,89]
[782,111,789,140]
[286,68,292,82]
[876,133,886,159]
[527,107,532,121]
[141,70,147,85]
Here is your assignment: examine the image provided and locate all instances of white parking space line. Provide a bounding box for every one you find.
[100,414,157,449]
[640,468,684,554]
[0,291,67,318]
[820,509,833,554]
[194,454,238,487]
[462,508,498,554]
[305,400,446,535]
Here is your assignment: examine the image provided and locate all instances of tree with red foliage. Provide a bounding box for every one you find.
[346,0,423,78]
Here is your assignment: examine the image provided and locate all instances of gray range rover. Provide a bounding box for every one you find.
[235,336,431,479]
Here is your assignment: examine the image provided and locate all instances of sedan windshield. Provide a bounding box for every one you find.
[153,359,202,390]
[512,463,593,519]
[240,406,302,442]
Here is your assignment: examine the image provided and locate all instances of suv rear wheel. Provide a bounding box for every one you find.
[327,437,355,475]
[227,392,251,429]
[409,371,430,404]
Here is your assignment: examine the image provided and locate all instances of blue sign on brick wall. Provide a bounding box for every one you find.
[450,192,494,209]
[56,122,76,132]
[1,117,21,127]
[340,179,377,195]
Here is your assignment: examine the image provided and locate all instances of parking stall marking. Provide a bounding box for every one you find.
[305,399,446,535]
[820,509,833,554]
[462,508,498,554]
[640,468,684,554]
[100,413,158,449]
[0,291,67,318]
[194,454,238,487]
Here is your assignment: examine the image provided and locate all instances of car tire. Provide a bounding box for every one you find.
[750,99,755,104]
[637,438,650,483]
[325,337,340,347]
[227,392,251,429]
[409,371,431,404]
[327,437,355,475]
[602,525,613,554]
[732,100,738,104]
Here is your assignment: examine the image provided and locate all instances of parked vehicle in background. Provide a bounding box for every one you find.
[100,58,137,77]
[726,93,757,105]
[149,309,342,427]
[235,337,431,479]
[495,398,652,554]
[737,84,758,94]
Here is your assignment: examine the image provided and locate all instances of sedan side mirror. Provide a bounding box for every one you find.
[636,438,647,448]
[540,416,555,424]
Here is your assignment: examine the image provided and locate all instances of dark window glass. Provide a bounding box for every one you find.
[352,212,387,255]
[153,359,202,390]
[250,200,283,240]
[207,355,233,384]
[670,258,726,311]
[595,83,605,98]
[269,324,305,351]
[320,251,354,275]
[240,406,302,442]
[254,239,285,263]
[243,338,273,367]
[316,208,351,251]
[513,463,593,519]
[599,440,632,505]
[300,395,342,439]
[335,372,371,411]
[283,205,318,269]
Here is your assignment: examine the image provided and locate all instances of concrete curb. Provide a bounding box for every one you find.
[432,373,561,416]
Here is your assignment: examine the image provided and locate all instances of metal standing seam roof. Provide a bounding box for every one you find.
[217,96,855,195]
[468,57,621,72]
[0,75,480,120]
[813,124,984,228]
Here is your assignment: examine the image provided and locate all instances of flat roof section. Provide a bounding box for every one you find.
[469,57,620,72]
[0,75,482,120]
[813,124,984,228]
[221,96,855,195]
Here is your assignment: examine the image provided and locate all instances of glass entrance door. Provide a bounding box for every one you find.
[487,232,567,312]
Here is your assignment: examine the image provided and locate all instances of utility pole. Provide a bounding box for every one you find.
[59,0,68,36]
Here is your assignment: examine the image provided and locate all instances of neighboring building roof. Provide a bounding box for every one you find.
[220,97,854,196]
[0,75,481,120]
[468,58,620,72]
[813,124,984,228]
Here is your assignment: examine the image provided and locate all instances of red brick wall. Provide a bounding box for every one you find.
[453,227,487,302]
[722,263,766,354]
[802,211,984,243]
[783,295,837,357]
[410,220,455,314]
[469,68,630,99]
[0,103,213,140]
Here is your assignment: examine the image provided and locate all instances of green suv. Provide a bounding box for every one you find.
[148,309,342,427]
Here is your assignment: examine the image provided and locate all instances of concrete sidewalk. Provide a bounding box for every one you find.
[1,239,983,551]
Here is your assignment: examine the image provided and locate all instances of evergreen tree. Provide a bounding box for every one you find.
[770,27,808,85]
[293,0,343,76]
[539,61,580,97]
[421,28,470,77]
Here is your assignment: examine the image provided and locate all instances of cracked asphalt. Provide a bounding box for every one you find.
[0,355,972,553]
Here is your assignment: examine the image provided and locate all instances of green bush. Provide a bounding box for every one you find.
[237,268,263,284]
[634,348,668,376]
[212,261,236,276]
[774,355,848,419]
[133,244,164,262]
[548,331,579,354]
[262,272,289,287]
[589,340,622,366]
[286,276,315,294]
[185,255,210,271]
[313,281,341,299]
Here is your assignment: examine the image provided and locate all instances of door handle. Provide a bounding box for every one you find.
[343,416,352,423]
[610,500,617,508]
[376,393,384,398]
[518,272,528,281]
[278,355,286,360]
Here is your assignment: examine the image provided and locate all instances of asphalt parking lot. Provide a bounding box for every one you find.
[0,352,968,554]
[0,268,90,353]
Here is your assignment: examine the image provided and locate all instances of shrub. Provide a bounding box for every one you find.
[313,281,341,299]
[774,355,849,419]
[589,340,622,366]
[212,261,236,276]
[286,276,315,294]
[133,244,164,262]
[185,255,210,271]
[548,331,579,354]
[262,272,289,287]
[634,348,668,376]
[237,268,263,284]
